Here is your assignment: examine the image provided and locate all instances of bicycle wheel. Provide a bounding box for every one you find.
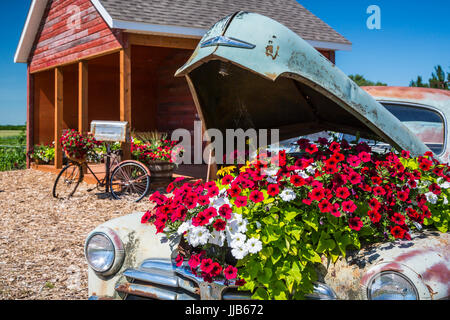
[110,161,151,202]
[53,162,83,199]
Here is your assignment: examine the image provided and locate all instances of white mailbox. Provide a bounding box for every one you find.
[90,121,130,142]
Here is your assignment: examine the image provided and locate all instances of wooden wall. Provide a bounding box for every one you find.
[33,70,55,145]
[156,49,198,135]
[29,0,122,73]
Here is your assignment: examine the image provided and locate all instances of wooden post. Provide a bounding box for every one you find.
[54,67,64,169]
[26,65,34,169]
[78,61,89,134]
[120,46,132,160]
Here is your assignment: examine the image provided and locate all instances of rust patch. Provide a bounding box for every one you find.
[425,284,438,299]
[264,72,278,80]
[265,41,279,60]
[115,283,158,299]
[362,86,450,101]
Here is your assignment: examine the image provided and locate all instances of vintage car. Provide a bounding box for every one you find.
[85,12,450,300]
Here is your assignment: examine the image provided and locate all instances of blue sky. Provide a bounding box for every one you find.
[0,0,449,125]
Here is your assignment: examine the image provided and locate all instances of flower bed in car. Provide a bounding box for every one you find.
[143,137,449,299]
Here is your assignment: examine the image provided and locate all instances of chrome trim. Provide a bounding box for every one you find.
[366,271,419,300]
[115,283,197,300]
[84,227,125,277]
[116,259,338,300]
[200,35,256,49]
[378,100,448,158]
[304,282,338,300]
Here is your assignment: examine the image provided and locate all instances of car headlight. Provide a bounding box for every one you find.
[85,228,125,276]
[368,271,418,300]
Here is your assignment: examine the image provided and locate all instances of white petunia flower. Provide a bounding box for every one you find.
[280,188,296,202]
[236,218,248,233]
[231,243,249,260]
[306,165,316,175]
[177,222,191,235]
[211,195,231,210]
[230,233,247,249]
[444,196,448,205]
[188,227,210,247]
[425,192,438,205]
[209,230,225,247]
[297,170,309,179]
[267,175,278,184]
[246,238,263,254]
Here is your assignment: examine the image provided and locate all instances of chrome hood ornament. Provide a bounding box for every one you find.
[201,35,256,49]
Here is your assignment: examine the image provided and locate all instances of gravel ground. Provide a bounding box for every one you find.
[0,169,151,300]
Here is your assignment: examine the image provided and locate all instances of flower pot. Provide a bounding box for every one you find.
[147,161,176,183]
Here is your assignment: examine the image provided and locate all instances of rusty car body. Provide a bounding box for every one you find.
[85,12,450,300]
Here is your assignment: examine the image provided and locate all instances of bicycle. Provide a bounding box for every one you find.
[52,144,151,202]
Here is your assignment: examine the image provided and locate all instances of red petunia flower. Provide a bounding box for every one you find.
[227,184,242,198]
[329,141,341,153]
[210,262,223,277]
[397,190,410,202]
[235,279,247,287]
[235,196,248,208]
[188,254,201,269]
[175,254,184,267]
[208,186,220,197]
[222,175,234,185]
[390,212,406,225]
[224,265,238,280]
[141,210,153,224]
[213,219,227,231]
[336,187,350,199]
[348,172,362,184]
[249,190,264,203]
[330,203,342,217]
[390,226,406,239]
[310,187,325,201]
[358,151,371,163]
[198,195,210,206]
[368,210,381,223]
[200,258,214,273]
[267,184,280,196]
[305,144,318,154]
[218,204,233,220]
[290,175,306,187]
[318,199,333,213]
[348,216,363,231]
[429,183,441,195]
[342,200,357,213]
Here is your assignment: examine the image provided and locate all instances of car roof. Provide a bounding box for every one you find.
[362,86,450,113]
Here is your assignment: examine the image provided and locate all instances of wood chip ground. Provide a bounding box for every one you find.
[0,169,151,300]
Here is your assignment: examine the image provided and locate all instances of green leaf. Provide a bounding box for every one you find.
[303,213,318,231]
[271,248,282,265]
[316,231,336,253]
[252,288,269,300]
[259,268,273,285]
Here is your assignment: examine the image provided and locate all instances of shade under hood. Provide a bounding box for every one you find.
[176,12,430,156]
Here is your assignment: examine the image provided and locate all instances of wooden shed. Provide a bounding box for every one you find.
[15,0,352,170]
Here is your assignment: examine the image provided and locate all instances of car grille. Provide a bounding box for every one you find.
[115,259,252,300]
[115,259,337,300]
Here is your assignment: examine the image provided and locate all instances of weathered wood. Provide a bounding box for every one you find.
[26,65,35,169]
[29,0,123,74]
[54,67,64,169]
[120,46,132,160]
[78,61,88,133]
[128,33,199,50]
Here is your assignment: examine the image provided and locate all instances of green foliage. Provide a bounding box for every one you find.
[0,127,26,172]
[410,65,449,90]
[30,144,55,164]
[349,74,387,87]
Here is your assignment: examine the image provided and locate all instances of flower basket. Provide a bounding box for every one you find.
[147,161,176,182]
[65,150,87,164]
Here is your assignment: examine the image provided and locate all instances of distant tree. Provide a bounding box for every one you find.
[410,65,449,90]
[410,76,428,88]
[349,74,387,87]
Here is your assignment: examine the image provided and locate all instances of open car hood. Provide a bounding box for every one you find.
[175,12,430,156]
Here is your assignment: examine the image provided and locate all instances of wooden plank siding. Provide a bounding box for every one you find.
[29,0,123,73]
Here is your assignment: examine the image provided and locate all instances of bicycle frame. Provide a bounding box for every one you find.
[84,144,121,192]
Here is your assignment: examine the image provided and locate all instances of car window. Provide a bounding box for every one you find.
[382,103,446,155]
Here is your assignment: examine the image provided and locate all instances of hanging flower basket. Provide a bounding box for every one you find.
[60,130,101,164]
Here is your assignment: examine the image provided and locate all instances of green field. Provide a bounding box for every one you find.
[0,128,26,171]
